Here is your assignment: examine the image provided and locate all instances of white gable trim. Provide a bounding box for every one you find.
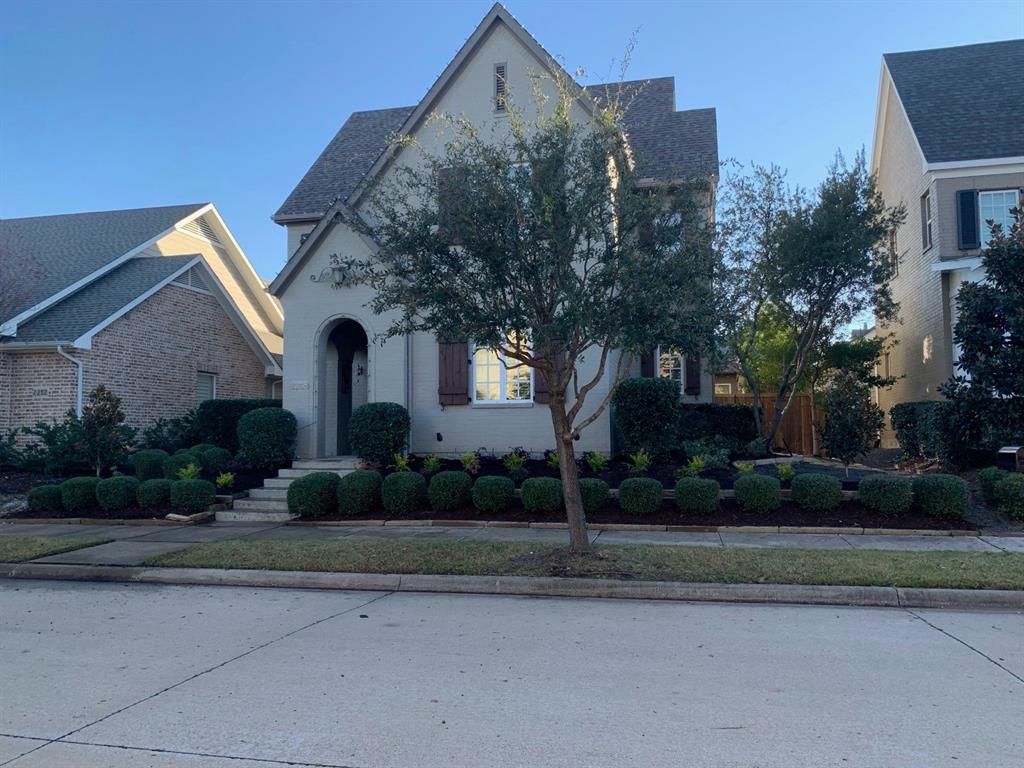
[0,203,211,337]
[870,60,927,176]
[927,159,1024,175]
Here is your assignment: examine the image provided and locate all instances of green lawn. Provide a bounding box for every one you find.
[0,536,109,563]
[145,539,1024,590]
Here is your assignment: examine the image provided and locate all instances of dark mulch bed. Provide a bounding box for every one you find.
[0,469,70,494]
[8,504,176,521]
[313,496,972,530]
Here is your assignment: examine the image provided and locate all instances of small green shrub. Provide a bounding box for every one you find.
[978,467,1010,506]
[612,376,682,459]
[857,474,913,515]
[216,472,235,490]
[237,408,297,470]
[381,471,426,517]
[169,479,216,514]
[583,451,608,474]
[59,476,100,512]
[173,447,196,458]
[389,453,412,472]
[176,463,201,480]
[192,398,281,453]
[579,478,609,515]
[890,401,927,459]
[520,477,562,514]
[130,449,169,481]
[96,476,140,511]
[427,471,473,512]
[459,451,481,475]
[618,477,663,516]
[287,472,340,519]
[734,462,755,474]
[163,453,196,480]
[472,475,514,514]
[733,474,780,513]
[790,473,842,513]
[674,477,719,515]
[337,470,382,516]
[137,478,172,508]
[776,463,796,484]
[189,443,217,459]
[993,474,1024,520]
[27,484,63,513]
[421,455,442,474]
[626,449,652,475]
[912,474,968,519]
[200,447,232,476]
[544,449,560,470]
[349,402,410,465]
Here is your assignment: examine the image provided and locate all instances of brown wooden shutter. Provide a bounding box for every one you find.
[533,339,564,404]
[640,350,656,377]
[438,339,469,405]
[684,355,701,396]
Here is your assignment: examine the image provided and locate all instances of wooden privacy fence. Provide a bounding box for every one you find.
[713,393,821,456]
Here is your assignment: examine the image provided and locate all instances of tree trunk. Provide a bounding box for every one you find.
[549,399,590,554]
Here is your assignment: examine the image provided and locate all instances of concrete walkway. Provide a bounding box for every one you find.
[1,520,1022,567]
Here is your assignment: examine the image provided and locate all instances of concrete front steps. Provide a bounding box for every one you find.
[217,458,358,522]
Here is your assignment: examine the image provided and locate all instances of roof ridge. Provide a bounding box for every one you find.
[2,202,207,224]
[884,38,1023,58]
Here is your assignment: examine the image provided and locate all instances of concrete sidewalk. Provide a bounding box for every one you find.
[1,520,1021,567]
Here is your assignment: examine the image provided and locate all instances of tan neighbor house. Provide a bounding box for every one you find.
[0,203,283,434]
[268,3,718,459]
[871,39,1024,448]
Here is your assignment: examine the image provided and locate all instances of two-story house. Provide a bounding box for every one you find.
[871,39,1024,447]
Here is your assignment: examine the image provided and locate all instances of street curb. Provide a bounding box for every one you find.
[2,562,1021,611]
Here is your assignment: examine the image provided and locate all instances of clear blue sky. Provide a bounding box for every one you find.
[2,0,1021,281]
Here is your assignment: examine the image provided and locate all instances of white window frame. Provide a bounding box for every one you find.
[978,189,1019,249]
[658,347,684,391]
[470,340,533,406]
[922,191,933,250]
[196,371,217,403]
[714,382,733,395]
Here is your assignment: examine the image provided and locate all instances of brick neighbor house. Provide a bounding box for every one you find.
[870,40,1023,447]
[0,203,284,435]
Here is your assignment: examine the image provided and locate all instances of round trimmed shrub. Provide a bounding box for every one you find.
[381,471,425,517]
[674,477,719,515]
[130,449,169,481]
[96,476,140,511]
[200,447,232,476]
[734,473,780,513]
[579,478,609,516]
[790,473,842,513]
[173,447,197,458]
[349,403,410,465]
[287,472,340,519]
[170,479,216,514]
[337,470,382,516]
[521,477,562,514]
[472,475,514,514]
[427,471,472,512]
[993,474,1024,520]
[189,443,217,458]
[858,474,913,515]
[618,477,663,516]
[912,474,968,519]
[137,478,172,509]
[60,477,100,512]
[27,484,63,513]
[978,467,1010,507]
[163,453,199,480]
[237,407,297,470]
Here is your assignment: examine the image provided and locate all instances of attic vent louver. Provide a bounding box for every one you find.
[494,63,507,113]
[181,216,221,244]
[172,265,212,294]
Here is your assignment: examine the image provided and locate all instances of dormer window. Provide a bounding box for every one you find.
[494,63,507,113]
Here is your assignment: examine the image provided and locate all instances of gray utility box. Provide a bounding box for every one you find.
[996,446,1024,472]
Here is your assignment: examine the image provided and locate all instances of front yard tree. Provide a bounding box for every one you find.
[819,372,884,475]
[716,154,904,451]
[355,72,717,553]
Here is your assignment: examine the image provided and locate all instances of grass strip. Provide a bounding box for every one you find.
[145,539,1024,591]
[0,536,110,563]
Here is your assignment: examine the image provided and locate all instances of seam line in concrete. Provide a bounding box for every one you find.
[905,608,1024,686]
[837,534,858,550]
[979,537,1011,553]
[0,591,394,767]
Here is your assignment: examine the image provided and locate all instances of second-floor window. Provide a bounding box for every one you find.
[921,191,933,250]
[979,189,1019,248]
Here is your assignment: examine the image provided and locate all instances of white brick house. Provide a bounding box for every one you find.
[270,3,718,459]
[0,203,283,433]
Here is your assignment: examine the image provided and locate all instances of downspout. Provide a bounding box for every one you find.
[56,345,83,417]
[405,333,413,452]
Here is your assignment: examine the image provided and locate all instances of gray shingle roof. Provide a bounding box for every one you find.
[0,203,206,324]
[273,76,717,222]
[884,39,1024,163]
[11,256,197,344]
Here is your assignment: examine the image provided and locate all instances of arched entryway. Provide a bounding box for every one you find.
[319,319,368,456]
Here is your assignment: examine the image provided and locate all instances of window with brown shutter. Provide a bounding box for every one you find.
[437,339,469,405]
[684,355,701,396]
[533,339,564,404]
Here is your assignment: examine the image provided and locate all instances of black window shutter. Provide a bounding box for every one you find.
[956,189,980,250]
[640,350,655,378]
[684,355,701,396]
[919,195,929,249]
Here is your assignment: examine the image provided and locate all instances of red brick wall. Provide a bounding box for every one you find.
[0,283,269,435]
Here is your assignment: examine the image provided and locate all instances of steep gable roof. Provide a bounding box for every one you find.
[884,39,1024,164]
[0,203,206,325]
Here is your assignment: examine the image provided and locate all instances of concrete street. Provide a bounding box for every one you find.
[0,580,1021,767]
